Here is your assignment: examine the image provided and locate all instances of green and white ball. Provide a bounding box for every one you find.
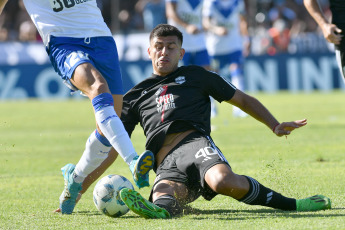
[93,174,134,217]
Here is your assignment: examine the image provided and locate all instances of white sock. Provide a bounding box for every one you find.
[92,93,138,166]
[73,130,112,183]
[95,106,137,165]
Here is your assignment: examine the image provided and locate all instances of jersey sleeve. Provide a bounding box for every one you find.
[199,68,237,102]
[121,95,140,137]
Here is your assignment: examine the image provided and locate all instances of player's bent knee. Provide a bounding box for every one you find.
[152,181,177,200]
[153,180,189,202]
[207,171,248,199]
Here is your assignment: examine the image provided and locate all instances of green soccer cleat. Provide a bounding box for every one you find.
[129,150,154,189]
[59,163,82,214]
[296,195,331,211]
[120,188,171,219]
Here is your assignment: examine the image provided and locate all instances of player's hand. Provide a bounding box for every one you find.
[273,119,307,137]
[186,24,200,34]
[53,193,82,213]
[322,24,342,45]
[213,26,228,36]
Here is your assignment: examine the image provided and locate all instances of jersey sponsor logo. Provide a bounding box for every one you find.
[175,76,186,84]
[156,94,175,113]
[155,85,175,122]
[49,0,93,13]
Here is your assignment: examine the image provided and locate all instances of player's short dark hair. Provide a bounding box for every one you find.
[149,24,183,45]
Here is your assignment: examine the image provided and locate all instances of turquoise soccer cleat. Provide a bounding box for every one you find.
[129,150,154,189]
[59,163,82,214]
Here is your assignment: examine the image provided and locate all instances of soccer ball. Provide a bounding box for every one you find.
[93,174,134,217]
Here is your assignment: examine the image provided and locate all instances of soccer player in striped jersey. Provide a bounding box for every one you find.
[0,0,154,215]
[202,0,249,117]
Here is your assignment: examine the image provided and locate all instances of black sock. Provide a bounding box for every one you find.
[238,176,296,210]
[153,194,182,217]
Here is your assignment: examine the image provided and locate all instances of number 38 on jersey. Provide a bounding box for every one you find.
[49,0,91,12]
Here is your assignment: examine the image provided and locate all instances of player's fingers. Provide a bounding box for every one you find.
[279,120,306,132]
[294,119,307,126]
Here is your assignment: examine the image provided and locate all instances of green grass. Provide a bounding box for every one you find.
[0,91,344,229]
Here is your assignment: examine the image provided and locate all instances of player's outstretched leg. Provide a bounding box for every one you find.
[129,150,154,189]
[59,163,82,214]
[296,195,331,211]
[120,188,170,219]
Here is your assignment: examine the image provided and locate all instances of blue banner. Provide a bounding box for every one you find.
[0,40,344,100]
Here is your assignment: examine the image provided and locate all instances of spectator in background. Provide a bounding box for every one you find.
[166,0,216,116]
[0,0,37,41]
[203,0,249,117]
[18,20,37,41]
[136,0,167,31]
[166,0,210,69]
[119,0,144,32]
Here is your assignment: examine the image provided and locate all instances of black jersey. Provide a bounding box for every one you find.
[121,65,237,155]
[330,0,345,24]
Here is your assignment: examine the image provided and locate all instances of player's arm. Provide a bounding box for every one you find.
[166,1,199,34]
[0,0,8,15]
[202,16,227,36]
[304,0,342,44]
[226,89,307,136]
[239,13,250,56]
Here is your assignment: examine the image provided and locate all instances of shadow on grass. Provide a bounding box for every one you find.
[181,206,345,220]
[73,206,345,220]
[75,210,139,219]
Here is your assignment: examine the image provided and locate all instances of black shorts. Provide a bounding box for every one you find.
[150,132,230,202]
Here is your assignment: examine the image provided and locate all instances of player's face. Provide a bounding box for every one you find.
[148,36,185,76]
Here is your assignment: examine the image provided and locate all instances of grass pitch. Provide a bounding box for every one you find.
[0,91,344,229]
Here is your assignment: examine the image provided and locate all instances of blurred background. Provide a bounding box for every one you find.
[0,0,343,100]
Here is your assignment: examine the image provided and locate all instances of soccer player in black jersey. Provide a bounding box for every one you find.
[117,24,331,218]
[55,24,331,217]
[304,0,345,80]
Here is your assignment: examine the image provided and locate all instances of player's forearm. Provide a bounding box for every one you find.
[304,0,329,29]
[166,2,189,28]
[229,90,279,131]
[0,0,8,15]
[244,97,279,131]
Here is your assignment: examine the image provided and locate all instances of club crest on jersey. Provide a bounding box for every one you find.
[175,76,186,84]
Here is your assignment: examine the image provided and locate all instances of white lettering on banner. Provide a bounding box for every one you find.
[245,59,278,92]
[287,58,299,92]
[301,57,332,92]
[0,69,28,99]
[35,68,70,98]
[126,64,152,84]
[245,56,344,92]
